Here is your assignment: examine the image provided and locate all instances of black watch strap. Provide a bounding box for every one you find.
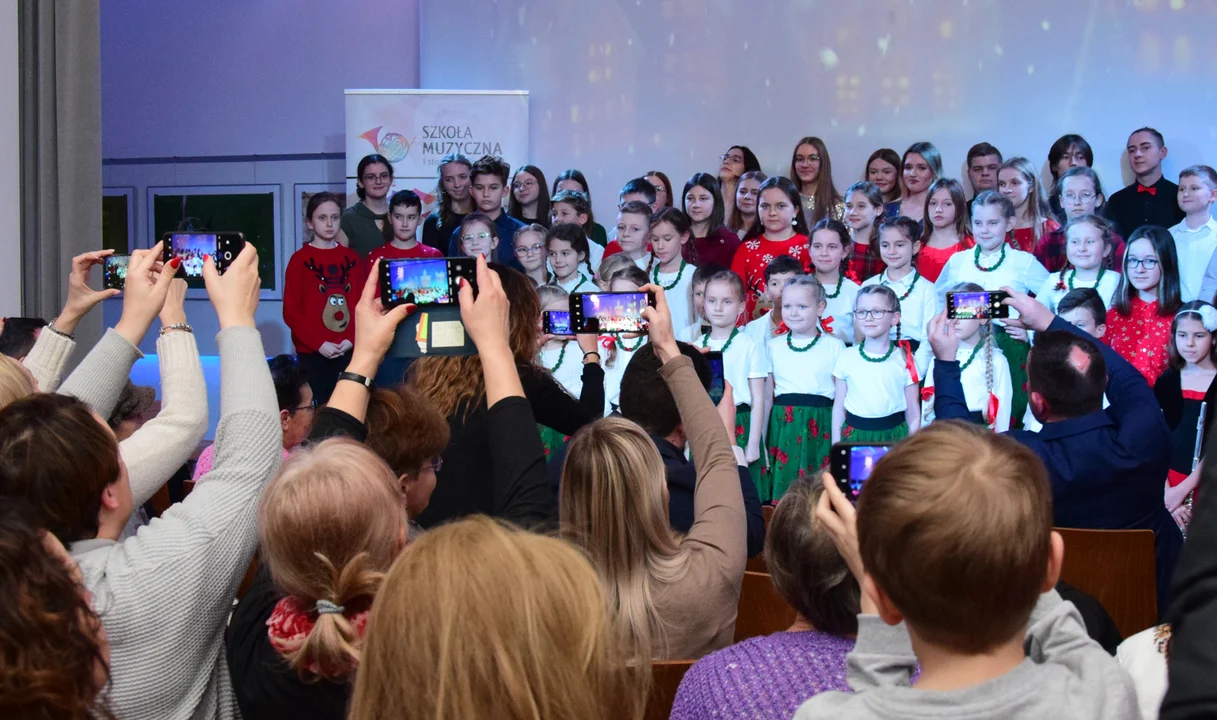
[337,371,373,389]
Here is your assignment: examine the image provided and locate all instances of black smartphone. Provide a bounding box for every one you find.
[161,232,244,278]
[705,350,725,405]
[830,442,893,503]
[543,310,573,336]
[103,255,129,291]
[946,290,1010,320]
[379,257,476,308]
[568,291,656,334]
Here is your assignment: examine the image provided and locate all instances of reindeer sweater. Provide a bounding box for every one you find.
[283,244,364,355]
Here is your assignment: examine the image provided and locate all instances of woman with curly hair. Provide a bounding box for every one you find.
[0,502,113,719]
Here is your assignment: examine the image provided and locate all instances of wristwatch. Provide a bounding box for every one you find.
[337,371,373,390]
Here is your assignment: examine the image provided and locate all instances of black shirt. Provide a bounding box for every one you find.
[420,211,465,253]
[1104,176,1185,239]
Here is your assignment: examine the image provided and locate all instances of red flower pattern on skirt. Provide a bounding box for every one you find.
[808,418,819,438]
[783,406,794,423]
[735,424,745,437]
[842,426,853,439]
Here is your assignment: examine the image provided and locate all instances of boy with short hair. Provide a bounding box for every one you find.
[607,200,654,268]
[743,255,804,347]
[445,154,524,267]
[1173,165,1217,302]
[367,189,442,265]
[966,142,1003,198]
[606,177,660,247]
[798,421,1140,719]
[1106,127,1186,238]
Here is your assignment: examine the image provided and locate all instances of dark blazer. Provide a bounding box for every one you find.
[934,316,1183,612]
[1153,367,1217,439]
[546,432,767,558]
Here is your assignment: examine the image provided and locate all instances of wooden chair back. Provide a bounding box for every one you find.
[645,659,695,720]
[1055,527,1158,638]
[733,570,797,643]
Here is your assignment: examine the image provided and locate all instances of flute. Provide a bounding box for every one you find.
[1193,402,1207,472]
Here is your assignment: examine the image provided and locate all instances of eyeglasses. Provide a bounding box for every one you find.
[1063,192,1096,203]
[512,180,537,190]
[514,243,545,256]
[425,456,444,473]
[1127,257,1160,270]
[361,172,392,183]
[289,398,319,414]
[720,153,745,163]
[462,231,492,243]
[855,309,895,319]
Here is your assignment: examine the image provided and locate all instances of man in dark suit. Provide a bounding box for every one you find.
[929,289,1182,613]
[546,342,766,557]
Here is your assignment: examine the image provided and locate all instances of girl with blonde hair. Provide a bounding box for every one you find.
[350,516,645,720]
[0,355,36,409]
[560,285,747,660]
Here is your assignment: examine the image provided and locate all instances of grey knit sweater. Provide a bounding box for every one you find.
[70,327,283,719]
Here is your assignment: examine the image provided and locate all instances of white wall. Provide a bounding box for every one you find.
[0,0,20,315]
[420,0,1215,216]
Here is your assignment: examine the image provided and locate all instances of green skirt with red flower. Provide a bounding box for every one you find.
[538,424,570,459]
[840,411,909,444]
[994,326,1029,430]
[733,405,765,492]
[764,394,834,503]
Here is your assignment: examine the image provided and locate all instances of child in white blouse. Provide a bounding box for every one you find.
[832,285,920,443]
[548,223,595,294]
[743,255,804,347]
[649,208,696,329]
[922,282,1013,431]
[1036,214,1121,312]
[863,216,937,375]
[809,219,860,344]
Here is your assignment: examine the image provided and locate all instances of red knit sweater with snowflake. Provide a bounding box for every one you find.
[282,244,365,354]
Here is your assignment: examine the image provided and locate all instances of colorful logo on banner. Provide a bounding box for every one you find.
[358,126,415,163]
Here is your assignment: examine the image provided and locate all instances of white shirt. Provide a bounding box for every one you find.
[1035,269,1121,313]
[587,241,605,277]
[696,329,769,407]
[769,331,844,398]
[934,245,1050,323]
[1173,216,1217,303]
[833,344,914,417]
[922,339,1013,431]
[557,272,595,295]
[1117,625,1171,720]
[602,336,646,414]
[861,268,936,345]
[652,261,695,329]
[820,275,860,344]
[539,341,584,401]
[678,321,706,343]
[744,313,783,365]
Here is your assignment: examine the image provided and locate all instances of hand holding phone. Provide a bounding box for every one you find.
[543,310,573,336]
[568,290,656,334]
[161,232,245,279]
[380,257,476,308]
[946,290,1010,320]
[705,350,725,405]
[829,442,892,503]
[103,255,130,291]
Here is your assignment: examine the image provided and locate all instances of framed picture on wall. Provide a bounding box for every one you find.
[293,182,346,247]
[102,187,136,254]
[147,184,283,299]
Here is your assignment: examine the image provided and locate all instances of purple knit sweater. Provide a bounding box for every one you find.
[670,630,854,719]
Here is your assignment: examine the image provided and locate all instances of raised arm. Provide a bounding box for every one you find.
[59,245,178,415]
[645,284,745,567]
[117,280,208,507]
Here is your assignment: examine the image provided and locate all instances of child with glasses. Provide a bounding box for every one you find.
[457,214,499,260]
[831,285,920,444]
[512,224,550,286]
[368,190,443,266]
[1105,226,1183,385]
[1034,167,1126,273]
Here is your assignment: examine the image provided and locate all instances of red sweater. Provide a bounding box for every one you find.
[729,234,811,320]
[367,242,443,265]
[283,244,365,354]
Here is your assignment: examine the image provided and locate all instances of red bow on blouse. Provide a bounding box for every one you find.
[599,335,614,350]
[820,316,835,334]
[1137,184,1157,196]
[920,386,935,403]
[774,322,789,336]
[898,339,919,384]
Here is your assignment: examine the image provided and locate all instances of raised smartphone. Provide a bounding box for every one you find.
[830,442,893,503]
[705,350,725,405]
[379,257,477,308]
[568,291,656,334]
[103,255,129,291]
[161,232,244,277]
[543,310,573,336]
[946,290,1010,320]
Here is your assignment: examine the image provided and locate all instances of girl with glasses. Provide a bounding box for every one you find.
[508,165,551,228]
[718,145,761,227]
[512,224,551,286]
[831,285,920,444]
[1106,225,1183,385]
[789,136,845,227]
[341,154,395,257]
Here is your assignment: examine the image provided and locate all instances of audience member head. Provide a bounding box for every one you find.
[645,171,674,209]
[766,479,860,636]
[682,172,727,233]
[865,148,902,203]
[857,421,1060,654]
[509,164,551,222]
[0,393,125,545]
[0,501,112,719]
[619,176,658,207]
[270,354,315,450]
[1114,225,1182,317]
[408,264,540,418]
[0,317,47,359]
[107,381,156,442]
[1048,134,1093,182]
[900,141,943,199]
[363,387,450,517]
[257,438,406,682]
[355,154,394,202]
[1056,288,1108,338]
[0,354,37,411]
[1026,330,1107,421]
[618,341,711,442]
[1167,301,1217,370]
[349,516,643,720]
[965,142,1003,194]
[560,414,691,659]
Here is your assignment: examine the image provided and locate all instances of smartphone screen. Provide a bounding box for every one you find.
[103,255,129,291]
[384,258,455,306]
[832,443,892,502]
[167,233,216,278]
[705,351,725,405]
[947,290,1009,320]
[574,292,651,334]
[544,310,572,336]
